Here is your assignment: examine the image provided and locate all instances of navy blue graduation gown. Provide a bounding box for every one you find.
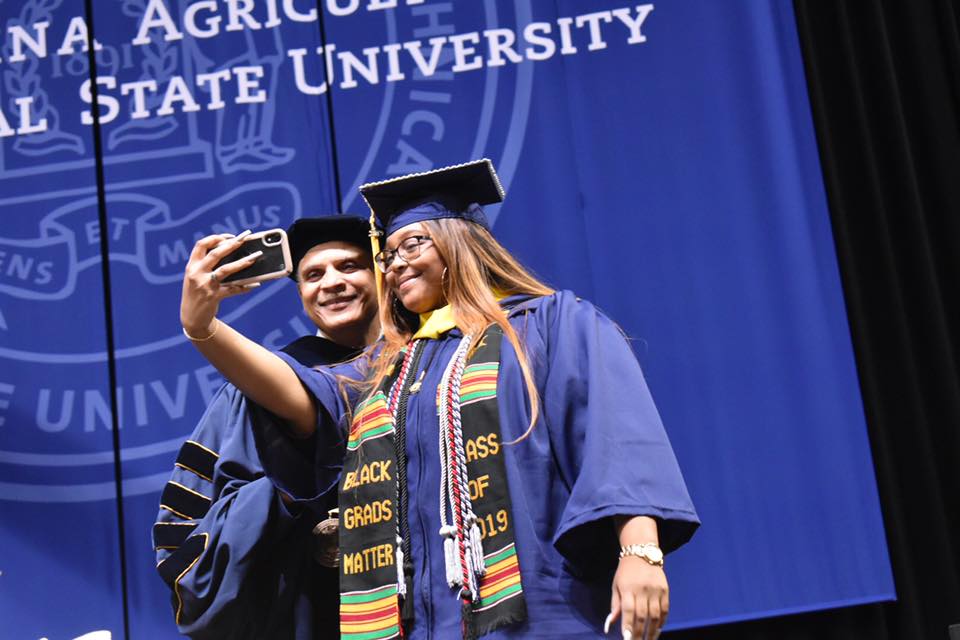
[154,336,359,639]
[260,292,699,639]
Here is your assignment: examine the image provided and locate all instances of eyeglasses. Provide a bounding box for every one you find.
[374,235,433,273]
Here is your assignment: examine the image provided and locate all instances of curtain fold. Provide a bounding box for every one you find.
[669,1,960,637]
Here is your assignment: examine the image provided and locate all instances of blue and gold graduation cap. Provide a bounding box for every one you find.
[358,158,505,292]
[286,214,370,281]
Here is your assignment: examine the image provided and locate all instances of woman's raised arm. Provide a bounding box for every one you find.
[179,232,316,436]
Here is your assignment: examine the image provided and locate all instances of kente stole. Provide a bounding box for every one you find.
[338,325,527,639]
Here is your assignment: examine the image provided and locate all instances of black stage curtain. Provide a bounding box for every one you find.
[668,2,960,638]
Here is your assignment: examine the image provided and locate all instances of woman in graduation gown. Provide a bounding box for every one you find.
[180,160,699,640]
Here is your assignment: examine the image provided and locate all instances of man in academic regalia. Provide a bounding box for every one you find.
[154,215,380,639]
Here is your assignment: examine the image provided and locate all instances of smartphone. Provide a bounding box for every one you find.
[214,229,292,285]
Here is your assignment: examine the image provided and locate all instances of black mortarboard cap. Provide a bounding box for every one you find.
[286,214,370,280]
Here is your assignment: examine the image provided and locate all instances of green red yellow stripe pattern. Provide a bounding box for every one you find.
[348,392,393,451]
[340,584,401,639]
[434,362,499,408]
[476,543,523,611]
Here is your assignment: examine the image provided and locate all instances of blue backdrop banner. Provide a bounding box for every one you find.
[0,1,894,638]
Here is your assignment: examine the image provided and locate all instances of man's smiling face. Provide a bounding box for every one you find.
[297,240,379,348]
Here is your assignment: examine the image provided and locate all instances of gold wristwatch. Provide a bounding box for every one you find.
[619,543,664,566]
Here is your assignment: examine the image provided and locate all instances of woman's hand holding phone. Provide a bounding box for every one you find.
[180,230,263,340]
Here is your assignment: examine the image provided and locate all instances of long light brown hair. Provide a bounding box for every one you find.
[364,217,553,437]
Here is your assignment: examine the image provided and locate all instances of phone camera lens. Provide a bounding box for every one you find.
[265,232,281,243]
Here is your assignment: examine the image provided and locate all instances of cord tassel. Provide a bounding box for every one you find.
[469,519,486,577]
[396,538,407,596]
[440,525,460,587]
[466,541,481,604]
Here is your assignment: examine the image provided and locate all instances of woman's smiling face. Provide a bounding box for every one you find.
[383,222,447,314]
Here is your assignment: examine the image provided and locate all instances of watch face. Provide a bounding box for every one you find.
[645,546,664,563]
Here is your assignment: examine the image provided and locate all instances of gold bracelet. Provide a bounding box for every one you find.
[183,318,219,342]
